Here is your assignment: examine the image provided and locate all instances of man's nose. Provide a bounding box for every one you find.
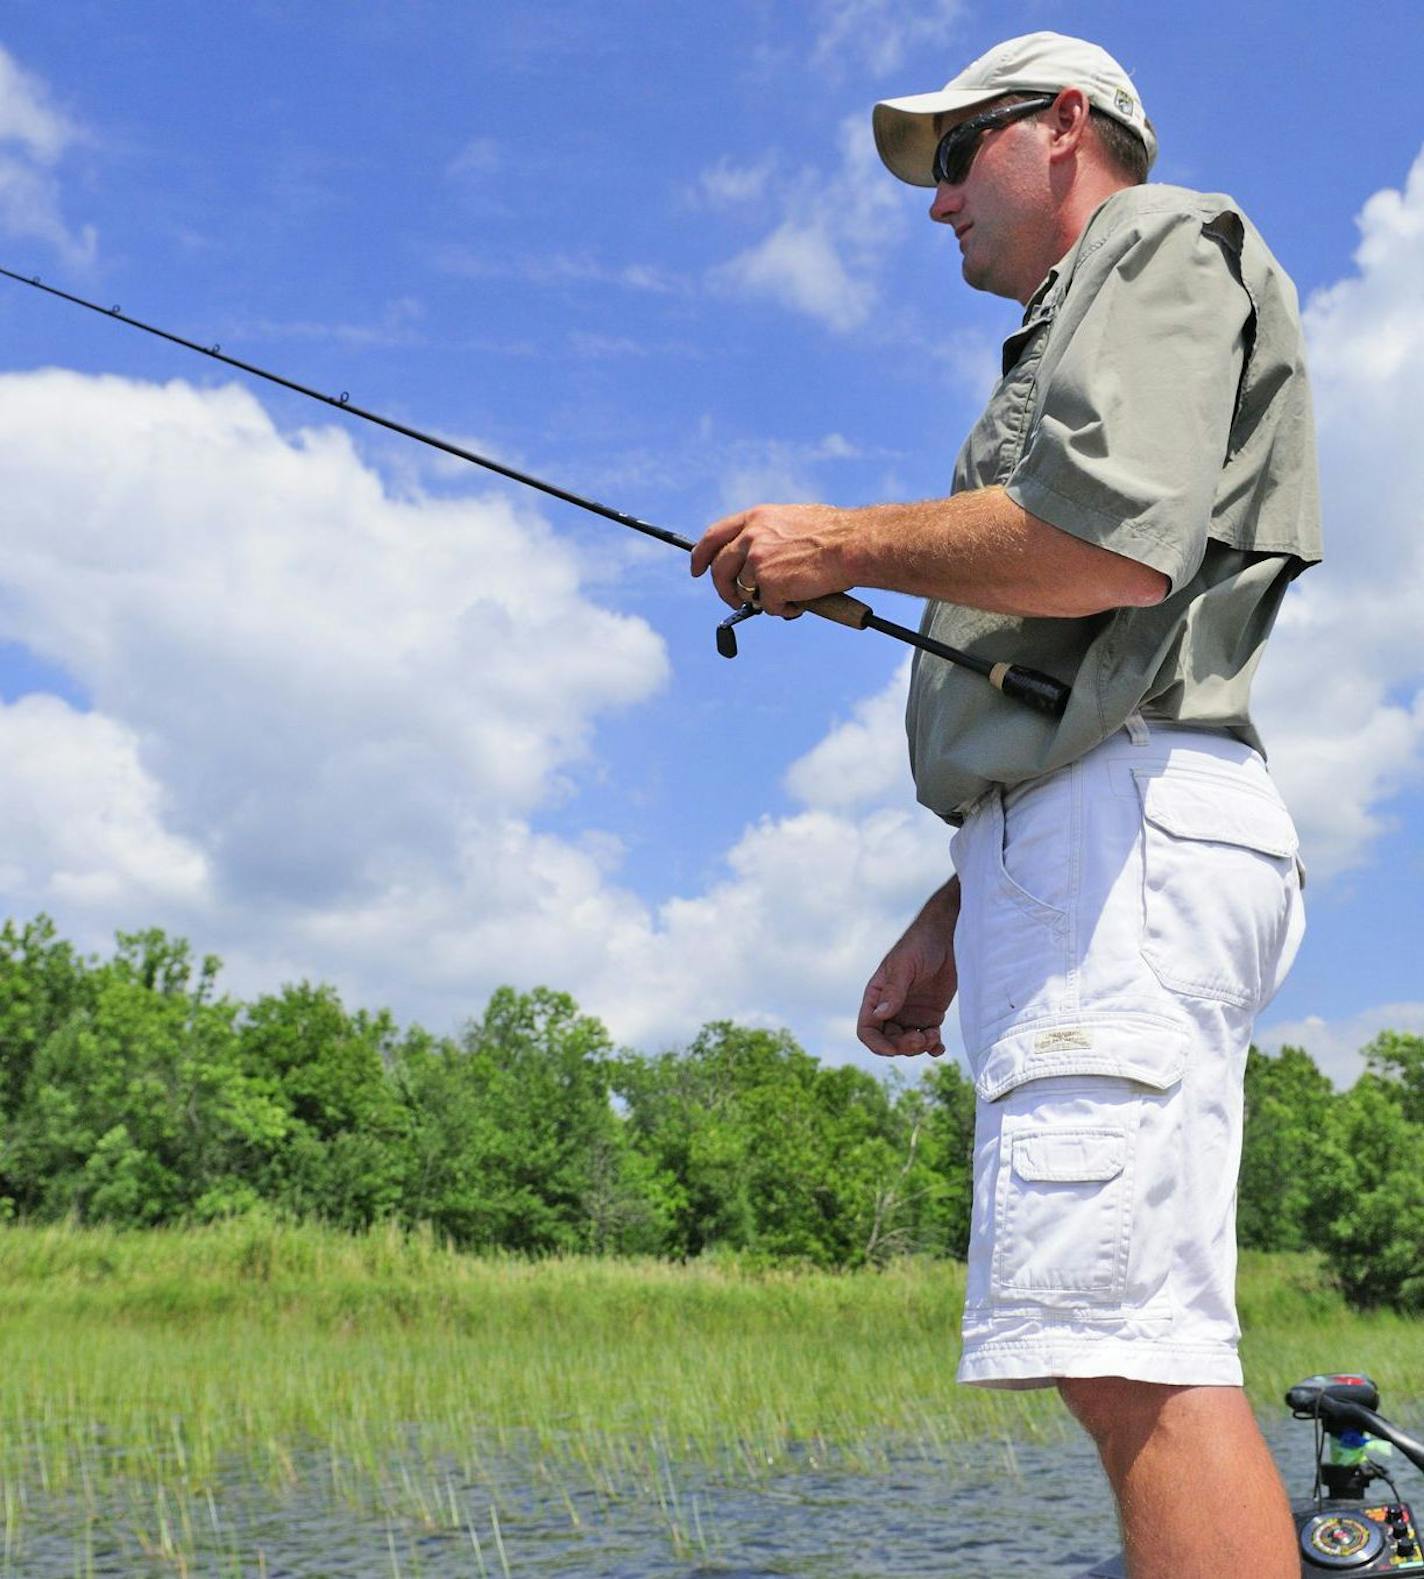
[929,182,962,224]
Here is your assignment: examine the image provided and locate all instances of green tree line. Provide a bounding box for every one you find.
[0,916,1419,1307]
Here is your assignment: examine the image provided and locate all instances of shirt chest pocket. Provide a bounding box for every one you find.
[952,309,1055,492]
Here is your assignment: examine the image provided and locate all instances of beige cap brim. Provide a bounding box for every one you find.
[873,88,1006,188]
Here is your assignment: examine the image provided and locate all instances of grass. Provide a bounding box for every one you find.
[0,1219,1049,1484]
[0,1222,1417,1571]
[1237,1248,1424,1409]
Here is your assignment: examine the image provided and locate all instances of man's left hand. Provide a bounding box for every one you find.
[691,503,853,617]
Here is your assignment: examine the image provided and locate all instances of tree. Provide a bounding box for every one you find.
[1313,1073,1424,1311]
[1362,1031,1424,1125]
[5,930,286,1224]
[0,916,95,1127]
[615,1022,958,1268]
[916,1060,977,1259]
[397,987,662,1253]
[237,982,409,1228]
[1238,1043,1337,1251]
[614,1022,818,1260]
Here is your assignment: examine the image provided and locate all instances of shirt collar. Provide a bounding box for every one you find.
[1021,265,1062,321]
[1019,190,1129,322]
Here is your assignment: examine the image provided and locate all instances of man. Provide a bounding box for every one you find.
[691,31,1321,1579]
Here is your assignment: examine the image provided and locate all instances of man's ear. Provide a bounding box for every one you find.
[1046,87,1091,162]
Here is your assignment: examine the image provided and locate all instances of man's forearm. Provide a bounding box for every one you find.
[913,874,962,933]
[836,485,1167,617]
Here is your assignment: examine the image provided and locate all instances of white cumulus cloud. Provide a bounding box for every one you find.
[1253,145,1424,877]
[1257,1001,1424,1089]
[695,156,776,209]
[0,369,667,1004]
[0,44,94,267]
[710,114,905,333]
[784,658,913,809]
[0,364,953,1063]
[812,0,967,78]
[0,696,207,914]
[715,217,873,333]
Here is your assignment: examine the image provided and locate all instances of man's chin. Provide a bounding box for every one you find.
[961,254,1017,301]
[961,255,993,292]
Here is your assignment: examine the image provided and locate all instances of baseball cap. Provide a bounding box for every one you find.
[873,31,1156,188]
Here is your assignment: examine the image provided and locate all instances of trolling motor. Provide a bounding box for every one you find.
[1287,1373,1424,1573]
[1075,1372,1424,1578]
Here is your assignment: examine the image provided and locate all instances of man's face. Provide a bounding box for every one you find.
[928,95,1056,303]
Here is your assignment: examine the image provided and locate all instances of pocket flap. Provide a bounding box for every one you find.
[1014,1128,1125,1183]
[1134,771,1298,858]
[974,1017,1189,1102]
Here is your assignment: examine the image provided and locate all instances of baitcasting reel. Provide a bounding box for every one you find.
[715,601,762,658]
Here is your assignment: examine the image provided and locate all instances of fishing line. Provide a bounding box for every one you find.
[0,265,1070,718]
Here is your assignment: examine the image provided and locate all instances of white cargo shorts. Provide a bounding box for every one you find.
[950,718,1304,1390]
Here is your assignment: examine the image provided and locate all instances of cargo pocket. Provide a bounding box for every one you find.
[981,1020,1187,1313]
[1134,769,1300,1009]
[993,1123,1133,1303]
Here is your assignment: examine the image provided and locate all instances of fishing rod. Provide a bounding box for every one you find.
[0,265,1070,718]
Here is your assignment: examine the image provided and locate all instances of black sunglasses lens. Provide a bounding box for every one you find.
[931,98,1052,185]
[933,129,973,186]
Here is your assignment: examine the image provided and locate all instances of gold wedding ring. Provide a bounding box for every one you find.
[734,575,759,600]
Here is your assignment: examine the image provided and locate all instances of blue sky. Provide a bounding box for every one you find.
[0,0,1420,1084]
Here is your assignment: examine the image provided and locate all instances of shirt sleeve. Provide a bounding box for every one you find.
[1004,208,1251,593]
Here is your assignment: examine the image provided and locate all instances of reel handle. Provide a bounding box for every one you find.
[800,591,873,629]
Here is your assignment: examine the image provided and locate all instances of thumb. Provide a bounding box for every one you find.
[864,956,909,1021]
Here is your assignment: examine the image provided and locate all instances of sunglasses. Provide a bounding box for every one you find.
[931,94,1057,187]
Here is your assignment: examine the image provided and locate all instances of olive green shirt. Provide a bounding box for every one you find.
[906,183,1322,822]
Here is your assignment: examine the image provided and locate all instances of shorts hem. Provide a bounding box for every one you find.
[956,1339,1243,1392]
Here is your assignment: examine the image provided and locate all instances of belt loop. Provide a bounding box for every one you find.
[1124,710,1150,746]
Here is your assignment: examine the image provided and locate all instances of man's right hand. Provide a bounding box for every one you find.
[857,878,960,1059]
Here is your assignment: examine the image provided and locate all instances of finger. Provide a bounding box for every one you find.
[884,1021,935,1054]
[857,1021,907,1057]
[857,1020,910,1056]
[857,957,926,1056]
[710,541,753,609]
[911,1023,947,1058]
[691,511,749,578]
[882,1009,950,1058]
[756,586,798,619]
[856,985,895,1053]
[860,962,906,1024]
[857,1012,931,1060]
[856,976,887,1034]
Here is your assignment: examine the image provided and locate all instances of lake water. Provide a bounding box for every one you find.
[0,1411,1408,1576]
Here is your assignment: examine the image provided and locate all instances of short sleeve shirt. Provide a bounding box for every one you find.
[905,183,1322,823]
